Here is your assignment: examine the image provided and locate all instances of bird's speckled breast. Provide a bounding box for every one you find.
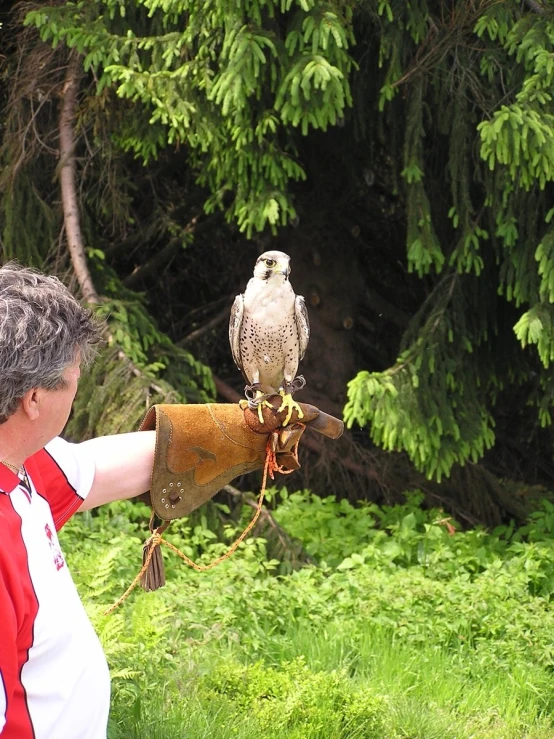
[240,277,299,392]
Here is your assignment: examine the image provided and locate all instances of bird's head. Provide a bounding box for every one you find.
[253,251,291,282]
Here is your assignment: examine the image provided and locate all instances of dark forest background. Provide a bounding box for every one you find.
[3,0,554,526]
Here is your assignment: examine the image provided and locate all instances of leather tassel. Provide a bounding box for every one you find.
[140,536,166,591]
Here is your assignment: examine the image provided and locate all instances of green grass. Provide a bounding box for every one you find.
[61,493,554,738]
[107,628,554,739]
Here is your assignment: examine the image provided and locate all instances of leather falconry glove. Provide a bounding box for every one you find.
[139,397,344,521]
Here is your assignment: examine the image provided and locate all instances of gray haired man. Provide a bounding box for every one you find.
[0,264,157,739]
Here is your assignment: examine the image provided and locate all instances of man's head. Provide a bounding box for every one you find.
[0,263,102,424]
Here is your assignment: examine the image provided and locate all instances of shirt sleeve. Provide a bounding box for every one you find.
[26,438,96,531]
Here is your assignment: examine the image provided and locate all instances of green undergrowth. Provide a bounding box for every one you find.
[60,491,554,738]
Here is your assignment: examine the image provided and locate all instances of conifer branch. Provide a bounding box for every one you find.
[115,350,166,396]
[58,53,99,304]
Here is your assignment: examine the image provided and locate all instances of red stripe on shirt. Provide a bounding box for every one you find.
[0,465,18,495]
[25,450,83,531]
[0,497,39,739]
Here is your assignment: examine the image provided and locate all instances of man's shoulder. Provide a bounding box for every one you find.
[29,436,84,472]
[27,438,73,480]
[26,438,95,529]
[26,440,77,498]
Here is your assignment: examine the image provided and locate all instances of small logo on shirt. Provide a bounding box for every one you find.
[45,523,65,571]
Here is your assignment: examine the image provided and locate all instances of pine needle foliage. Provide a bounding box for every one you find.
[345,0,554,479]
[0,20,69,265]
[24,0,355,237]
[2,171,58,265]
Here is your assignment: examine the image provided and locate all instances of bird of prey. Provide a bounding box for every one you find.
[229,250,310,425]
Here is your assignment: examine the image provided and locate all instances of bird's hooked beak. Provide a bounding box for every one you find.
[276,259,291,279]
[264,263,290,280]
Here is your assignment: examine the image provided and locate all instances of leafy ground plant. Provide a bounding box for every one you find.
[60,493,554,738]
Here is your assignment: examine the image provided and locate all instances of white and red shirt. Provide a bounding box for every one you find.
[0,437,110,739]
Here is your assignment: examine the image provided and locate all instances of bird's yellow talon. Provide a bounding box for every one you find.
[278,391,302,427]
[249,393,273,424]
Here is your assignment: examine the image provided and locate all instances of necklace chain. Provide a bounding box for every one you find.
[1,460,23,475]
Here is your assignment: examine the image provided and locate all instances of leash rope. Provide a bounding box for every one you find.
[104,434,297,615]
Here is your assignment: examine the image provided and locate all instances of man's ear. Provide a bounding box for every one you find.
[21,387,41,421]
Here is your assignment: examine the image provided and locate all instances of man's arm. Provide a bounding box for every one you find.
[77,431,156,511]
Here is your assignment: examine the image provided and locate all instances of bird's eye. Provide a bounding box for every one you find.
[265,259,276,267]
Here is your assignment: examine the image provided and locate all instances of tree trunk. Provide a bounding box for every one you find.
[58,54,98,304]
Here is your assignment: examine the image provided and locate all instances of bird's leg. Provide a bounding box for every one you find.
[277,376,306,427]
[255,391,274,423]
[243,384,274,423]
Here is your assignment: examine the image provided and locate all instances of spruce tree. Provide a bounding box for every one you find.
[345,0,554,480]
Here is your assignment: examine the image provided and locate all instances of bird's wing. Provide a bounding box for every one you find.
[229,294,244,371]
[295,295,310,360]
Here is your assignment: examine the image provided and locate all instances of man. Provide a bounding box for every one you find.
[0,263,343,739]
[0,264,158,739]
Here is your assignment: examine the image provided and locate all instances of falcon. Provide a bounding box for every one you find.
[229,250,310,425]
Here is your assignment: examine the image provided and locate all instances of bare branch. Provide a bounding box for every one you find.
[176,306,229,346]
[212,375,243,403]
[171,296,230,335]
[223,484,316,566]
[123,214,201,289]
[123,241,179,289]
[524,0,546,13]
